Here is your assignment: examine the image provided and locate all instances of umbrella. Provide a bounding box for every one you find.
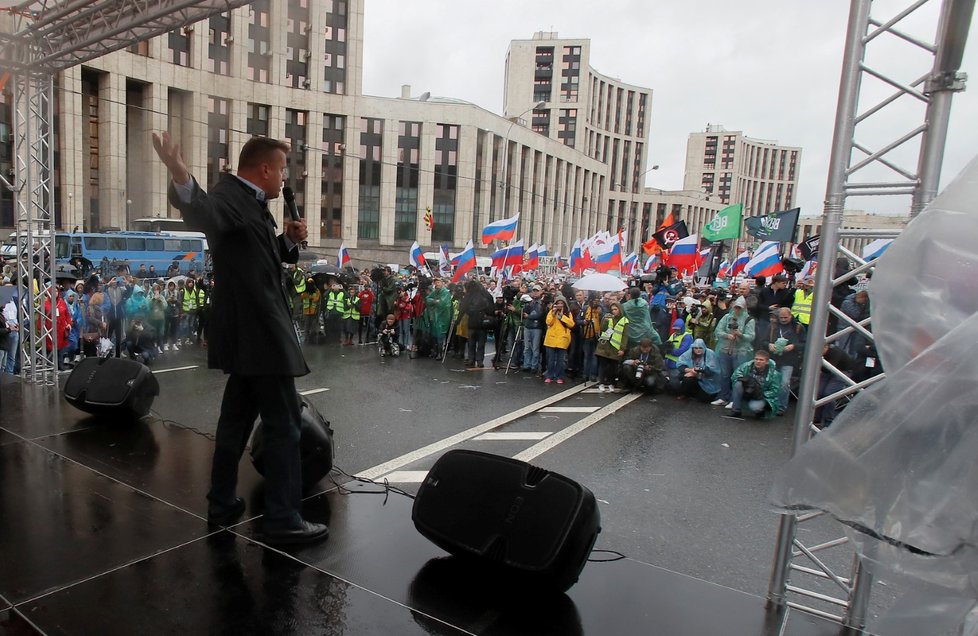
[572,272,627,292]
[309,262,343,276]
[166,275,189,286]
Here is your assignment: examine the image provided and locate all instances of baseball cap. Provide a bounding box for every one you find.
[532,284,542,291]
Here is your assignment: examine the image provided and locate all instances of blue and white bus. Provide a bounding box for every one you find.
[49,230,208,276]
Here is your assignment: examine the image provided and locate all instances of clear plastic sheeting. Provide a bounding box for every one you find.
[770,155,978,626]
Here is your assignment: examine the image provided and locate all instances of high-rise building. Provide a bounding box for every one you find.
[683,124,801,218]
[504,32,655,254]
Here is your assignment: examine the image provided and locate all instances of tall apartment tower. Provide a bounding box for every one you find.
[683,124,801,217]
[504,32,654,249]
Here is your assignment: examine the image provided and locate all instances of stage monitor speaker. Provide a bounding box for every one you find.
[412,449,600,592]
[251,393,334,491]
[63,357,160,419]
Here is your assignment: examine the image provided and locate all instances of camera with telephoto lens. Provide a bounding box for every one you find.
[728,317,739,332]
[689,304,702,319]
[634,364,645,380]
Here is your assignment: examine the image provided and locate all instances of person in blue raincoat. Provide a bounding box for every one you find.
[671,338,722,402]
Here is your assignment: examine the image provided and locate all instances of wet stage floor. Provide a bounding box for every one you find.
[0,374,850,636]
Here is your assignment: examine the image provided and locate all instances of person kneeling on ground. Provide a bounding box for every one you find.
[620,337,666,393]
[729,350,781,419]
[378,314,400,357]
[671,338,721,402]
[125,315,157,365]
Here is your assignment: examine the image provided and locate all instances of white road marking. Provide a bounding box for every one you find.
[356,383,588,480]
[299,388,330,396]
[473,432,552,441]
[151,365,199,374]
[539,406,600,413]
[383,471,429,483]
[513,392,643,463]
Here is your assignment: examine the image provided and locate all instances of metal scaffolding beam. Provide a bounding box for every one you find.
[0,0,251,381]
[767,0,973,629]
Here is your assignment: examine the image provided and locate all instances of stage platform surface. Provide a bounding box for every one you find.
[0,373,858,636]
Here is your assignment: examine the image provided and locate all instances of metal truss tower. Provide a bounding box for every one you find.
[0,0,251,381]
[766,0,974,629]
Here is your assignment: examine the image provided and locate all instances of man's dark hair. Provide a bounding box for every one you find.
[629,287,641,300]
[238,137,290,171]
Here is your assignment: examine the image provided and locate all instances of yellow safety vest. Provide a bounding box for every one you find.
[665,329,691,363]
[302,291,320,316]
[182,287,199,312]
[602,316,629,351]
[293,270,306,294]
[326,291,345,315]
[792,289,813,325]
[342,296,360,320]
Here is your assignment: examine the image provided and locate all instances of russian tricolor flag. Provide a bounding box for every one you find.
[438,244,452,277]
[717,259,731,278]
[490,245,508,269]
[409,241,427,270]
[537,245,549,258]
[504,240,525,266]
[569,239,582,273]
[592,233,622,273]
[451,240,477,283]
[745,241,783,278]
[730,251,750,276]
[666,234,700,274]
[524,243,539,270]
[481,214,519,244]
[622,252,638,275]
[338,243,351,267]
[644,253,659,273]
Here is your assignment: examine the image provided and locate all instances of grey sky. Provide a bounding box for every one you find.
[362,0,977,218]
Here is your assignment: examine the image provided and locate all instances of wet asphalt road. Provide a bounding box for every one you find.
[149,337,911,628]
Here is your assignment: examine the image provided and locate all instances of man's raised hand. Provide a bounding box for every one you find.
[152,131,190,185]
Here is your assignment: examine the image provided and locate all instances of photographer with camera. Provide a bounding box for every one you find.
[124,314,157,365]
[711,296,755,407]
[620,337,666,393]
[521,284,546,373]
[729,350,782,419]
[663,318,693,384]
[762,307,807,416]
[671,338,722,401]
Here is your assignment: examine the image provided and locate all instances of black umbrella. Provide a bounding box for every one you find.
[309,262,343,276]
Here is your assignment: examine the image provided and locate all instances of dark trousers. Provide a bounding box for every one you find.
[210,374,302,529]
[669,375,717,403]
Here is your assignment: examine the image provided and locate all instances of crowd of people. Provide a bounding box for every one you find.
[1,258,877,425]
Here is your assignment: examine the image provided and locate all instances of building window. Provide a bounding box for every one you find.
[322,1,349,94]
[168,28,191,67]
[637,93,648,138]
[246,102,270,137]
[557,108,577,148]
[560,45,580,103]
[285,0,310,89]
[206,96,230,189]
[0,85,14,227]
[358,117,383,240]
[247,0,271,83]
[284,109,308,214]
[431,124,458,243]
[207,12,231,75]
[320,114,344,239]
[531,108,550,136]
[395,121,421,241]
[128,40,150,56]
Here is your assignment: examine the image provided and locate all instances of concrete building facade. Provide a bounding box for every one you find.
[0,11,664,267]
[683,124,801,219]
[799,211,907,254]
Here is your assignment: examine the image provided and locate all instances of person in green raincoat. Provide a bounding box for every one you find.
[425,277,452,359]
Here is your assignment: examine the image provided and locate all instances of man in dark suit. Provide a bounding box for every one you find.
[152,132,328,545]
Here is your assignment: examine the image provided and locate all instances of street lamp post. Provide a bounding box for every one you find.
[497,101,547,227]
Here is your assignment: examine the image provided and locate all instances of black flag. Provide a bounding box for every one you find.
[653,221,690,250]
[744,208,800,242]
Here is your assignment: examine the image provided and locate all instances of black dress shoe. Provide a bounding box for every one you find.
[207,497,246,526]
[261,520,330,546]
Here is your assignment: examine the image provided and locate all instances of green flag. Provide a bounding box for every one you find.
[701,203,743,242]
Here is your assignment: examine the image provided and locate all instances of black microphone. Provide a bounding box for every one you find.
[282,185,300,222]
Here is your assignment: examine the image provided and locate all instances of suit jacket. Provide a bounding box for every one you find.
[168,175,308,377]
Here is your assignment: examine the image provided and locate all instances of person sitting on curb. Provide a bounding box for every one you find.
[728,350,782,419]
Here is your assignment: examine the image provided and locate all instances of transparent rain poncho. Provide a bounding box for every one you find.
[770,155,978,633]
